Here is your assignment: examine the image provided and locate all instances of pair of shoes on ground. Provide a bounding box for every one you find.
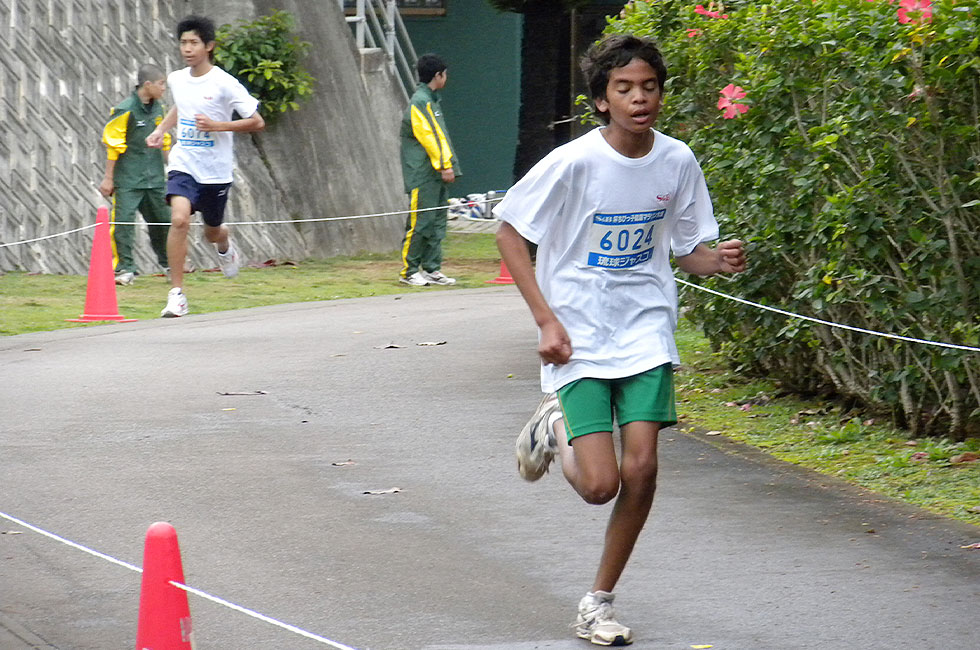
[399,270,456,287]
[161,243,239,317]
[575,591,634,646]
[114,271,135,286]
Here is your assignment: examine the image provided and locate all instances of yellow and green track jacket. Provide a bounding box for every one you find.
[400,83,460,193]
[102,91,170,189]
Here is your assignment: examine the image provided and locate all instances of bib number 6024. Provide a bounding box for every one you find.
[599,225,655,252]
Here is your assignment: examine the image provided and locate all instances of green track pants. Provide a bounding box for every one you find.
[110,187,170,274]
[400,179,448,279]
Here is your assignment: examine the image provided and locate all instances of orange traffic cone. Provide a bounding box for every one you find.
[135,522,194,650]
[66,206,137,322]
[486,260,515,285]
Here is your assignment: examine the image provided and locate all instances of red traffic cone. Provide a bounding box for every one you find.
[66,206,137,322]
[135,522,194,650]
[486,260,515,285]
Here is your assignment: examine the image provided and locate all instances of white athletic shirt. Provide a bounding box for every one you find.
[493,127,719,393]
[166,66,260,184]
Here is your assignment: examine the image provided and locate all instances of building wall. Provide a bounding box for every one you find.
[0,0,407,274]
[402,2,522,196]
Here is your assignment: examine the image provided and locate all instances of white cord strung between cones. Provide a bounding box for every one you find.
[676,278,980,353]
[0,510,359,650]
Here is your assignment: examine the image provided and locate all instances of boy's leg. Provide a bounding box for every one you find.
[110,189,140,276]
[140,187,172,269]
[421,181,449,274]
[166,196,193,290]
[592,420,660,593]
[400,181,439,281]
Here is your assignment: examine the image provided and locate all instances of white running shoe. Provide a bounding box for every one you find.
[217,242,240,278]
[160,288,188,318]
[575,591,633,646]
[515,393,561,481]
[399,271,429,287]
[114,271,135,286]
[420,270,456,285]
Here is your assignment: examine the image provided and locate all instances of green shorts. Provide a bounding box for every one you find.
[556,364,676,441]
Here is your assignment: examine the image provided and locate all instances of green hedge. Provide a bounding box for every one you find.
[608,0,979,438]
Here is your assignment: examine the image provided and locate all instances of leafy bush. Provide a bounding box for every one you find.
[215,11,315,122]
[608,1,979,438]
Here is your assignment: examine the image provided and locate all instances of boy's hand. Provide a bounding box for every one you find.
[717,239,747,273]
[146,131,164,149]
[441,168,455,183]
[539,319,573,366]
[195,114,218,131]
[98,177,114,198]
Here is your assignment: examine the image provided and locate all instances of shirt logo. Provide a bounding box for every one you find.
[204,96,214,101]
[136,120,147,127]
[657,193,671,202]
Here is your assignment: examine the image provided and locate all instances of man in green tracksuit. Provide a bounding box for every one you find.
[99,64,171,285]
[398,53,461,287]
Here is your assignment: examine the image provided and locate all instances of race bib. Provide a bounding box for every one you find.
[587,209,665,269]
[177,117,215,148]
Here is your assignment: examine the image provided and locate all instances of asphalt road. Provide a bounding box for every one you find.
[1,288,977,649]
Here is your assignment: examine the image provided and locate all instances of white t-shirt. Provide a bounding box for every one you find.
[166,66,260,184]
[493,127,719,393]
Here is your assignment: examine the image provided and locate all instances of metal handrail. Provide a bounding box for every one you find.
[338,0,416,101]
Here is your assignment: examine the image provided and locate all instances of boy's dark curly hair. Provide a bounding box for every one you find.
[581,34,668,124]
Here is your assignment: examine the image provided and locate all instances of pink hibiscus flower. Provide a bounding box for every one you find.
[898,0,932,24]
[694,4,729,19]
[686,28,703,38]
[717,84,749,119]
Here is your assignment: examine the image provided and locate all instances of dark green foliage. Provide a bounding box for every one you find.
[609,0,980,438]
[215,11,315,122]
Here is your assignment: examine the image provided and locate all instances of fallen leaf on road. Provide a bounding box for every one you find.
[960,543,980,549]
[374,343,404,349]
[705,431,722,436]
[363,487,402,495]
[691,645,714,649]
[217,390,268,396]
[332,460,356,467]
[417,341,447,346]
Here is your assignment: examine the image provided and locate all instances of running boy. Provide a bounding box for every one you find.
[494,34,747,646]
[146,15,265,318]
[99,64,171,286]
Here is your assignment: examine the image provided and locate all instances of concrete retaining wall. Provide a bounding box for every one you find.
[0,0,407,274]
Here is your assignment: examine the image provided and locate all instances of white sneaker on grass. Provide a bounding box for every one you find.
[217,242,240,278]
[399,271,429,287]
[420,269,456,285]
[114,271,134,286]
[575,591,633,646]
[515,393,561,481]
[161,288,188,318]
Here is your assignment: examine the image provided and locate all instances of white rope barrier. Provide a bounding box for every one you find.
[0,224,97,249]
[0,510,359,649]
[677,278,980,353]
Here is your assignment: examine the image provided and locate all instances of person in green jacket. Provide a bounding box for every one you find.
[99,64,172,285]
[398,53,461,287]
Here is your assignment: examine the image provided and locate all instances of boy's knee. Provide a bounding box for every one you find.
[579,477,620,505]
[169,213,191,231]
[621,459,658,492]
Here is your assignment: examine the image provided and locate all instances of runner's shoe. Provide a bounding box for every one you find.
[515,393,560,481]
[574,591,633,646]
[161,288,188,318]
[217,242,240,278]
[399,272,429,287]
[114,271,135,286]
[421,270,456,285]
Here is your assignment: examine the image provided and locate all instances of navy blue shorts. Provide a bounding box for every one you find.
[166,171,232,227]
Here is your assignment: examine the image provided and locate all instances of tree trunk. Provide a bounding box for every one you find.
[513,1,566,180]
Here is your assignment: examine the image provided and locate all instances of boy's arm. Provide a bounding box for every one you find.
[410,103,454,181]
[193,110,265,134]
[147,106,177,148]
[496,222,573,366]
[99,159,116,198]
[675,240,747,276]
[100,109,130,197]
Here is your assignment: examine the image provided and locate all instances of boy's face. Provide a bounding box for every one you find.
[179,30,214,68]
[432,69,447,90]
[145,78,166,100]
[595,58,662,134]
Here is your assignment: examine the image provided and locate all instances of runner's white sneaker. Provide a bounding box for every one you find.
[114,271,134,286]
[161,288,188,318]
[575,591,633,646]
[399,271,429,286]
[420,270,456,285]
[217,242,240,278]
[515,393,561,481]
